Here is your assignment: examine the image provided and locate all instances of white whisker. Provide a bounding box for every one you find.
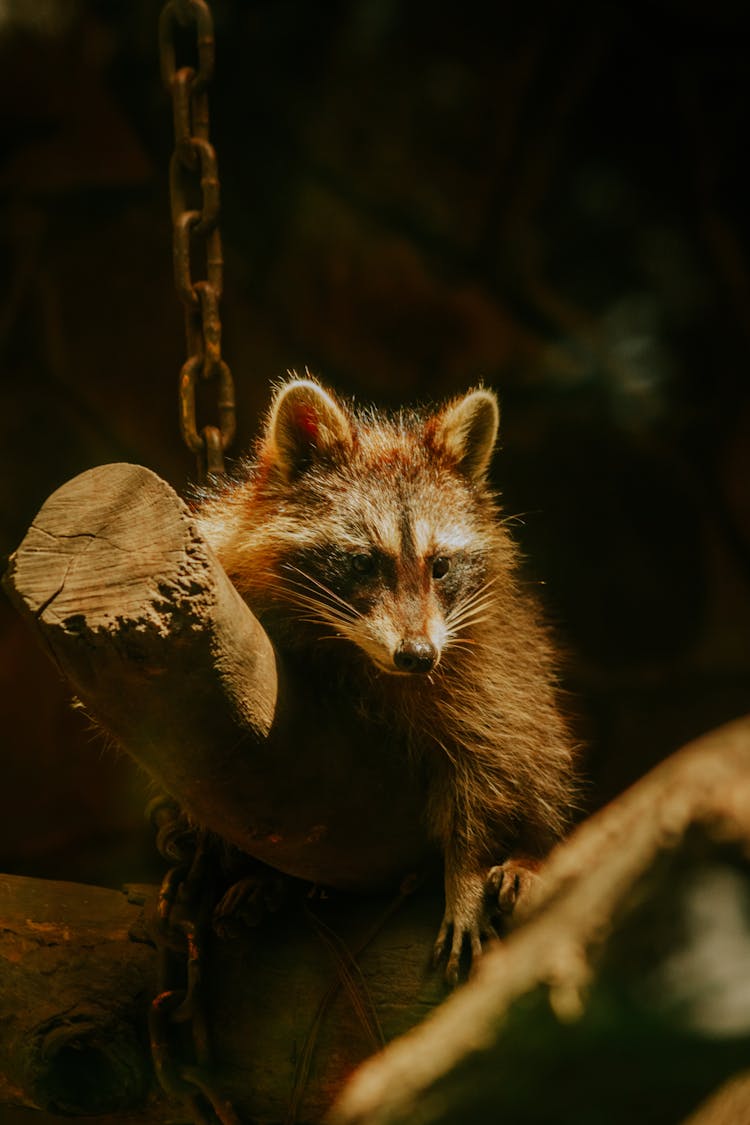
[444,578,498,638]
[260,564,365,638]
[443,636,481,650]
[446,601,496,629]
[500,510,533,528]
[445,578,497,620]
[261,585,357,630]
[283,564,361,619]
[446,610,493,634]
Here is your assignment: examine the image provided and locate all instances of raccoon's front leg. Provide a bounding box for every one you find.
[434,852,541,985]
[433,847,505,986]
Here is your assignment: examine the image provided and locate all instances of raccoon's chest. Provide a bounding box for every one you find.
[252,654,435,889]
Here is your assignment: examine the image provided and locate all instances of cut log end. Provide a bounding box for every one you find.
[4,463,210,635]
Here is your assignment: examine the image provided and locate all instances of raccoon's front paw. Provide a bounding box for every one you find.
[432,872,498,987]
[212,871,287,938]
[433,859,542,985]
[486,858,540,917]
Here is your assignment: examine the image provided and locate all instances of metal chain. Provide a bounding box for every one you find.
[146,796,413,1124]
[146,798,242,1125]
[159,0,236,479]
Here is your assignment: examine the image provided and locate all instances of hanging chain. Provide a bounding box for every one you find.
[159,0,236,479]
[146,797,243,1125]
[146,794,413,1124]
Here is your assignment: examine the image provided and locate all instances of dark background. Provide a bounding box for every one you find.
[1,0,748,891]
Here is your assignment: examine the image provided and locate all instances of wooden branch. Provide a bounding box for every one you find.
[330,715,750,1125]
[682,1072,750,1125]
[3,463,431,893]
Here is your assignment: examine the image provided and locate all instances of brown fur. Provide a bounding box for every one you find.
[196,376,576,981]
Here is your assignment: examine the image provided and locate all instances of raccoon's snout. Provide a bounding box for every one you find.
[393,638,437,675]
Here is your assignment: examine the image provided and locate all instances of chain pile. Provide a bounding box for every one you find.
[159,0,236,478]
[147,797,241,1125]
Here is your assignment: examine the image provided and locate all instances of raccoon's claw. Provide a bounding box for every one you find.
[212,872,287,938]
[433,919,487,987]
[435,860,542,985]
[433,880,499,986]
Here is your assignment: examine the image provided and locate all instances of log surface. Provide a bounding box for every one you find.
[0,871,446,1124]
[0,875,158,1119]
[3,463,431,892]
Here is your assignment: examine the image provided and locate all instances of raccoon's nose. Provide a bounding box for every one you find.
[394,638,437,674]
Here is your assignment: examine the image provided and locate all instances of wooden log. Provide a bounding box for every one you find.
[330,715,750,1125]
[2,720,750,1123]
[0,875,159,1120]
[3,463,431,893]
[0,871,445,1124]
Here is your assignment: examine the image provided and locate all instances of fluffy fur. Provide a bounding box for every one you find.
[196,376,576,981]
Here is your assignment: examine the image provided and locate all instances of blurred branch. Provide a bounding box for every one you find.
[331,715,750,1125]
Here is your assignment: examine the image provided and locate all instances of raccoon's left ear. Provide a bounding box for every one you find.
[433,388,499,483]
[265,378,354,480]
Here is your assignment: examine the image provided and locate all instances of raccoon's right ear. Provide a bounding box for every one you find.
[434,388,500,483]
[265,378,354,479]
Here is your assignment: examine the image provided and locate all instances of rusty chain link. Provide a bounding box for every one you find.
[153,7,239,1108]
[146,796,242,1125]
[159,0,236,478]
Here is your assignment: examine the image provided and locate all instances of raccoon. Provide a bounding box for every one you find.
[196,377,576,982]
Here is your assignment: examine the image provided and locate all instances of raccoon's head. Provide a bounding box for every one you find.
[243,377,508,677]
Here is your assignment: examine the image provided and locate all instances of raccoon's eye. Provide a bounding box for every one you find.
[432,556,451,580]
[351,552,376,576]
